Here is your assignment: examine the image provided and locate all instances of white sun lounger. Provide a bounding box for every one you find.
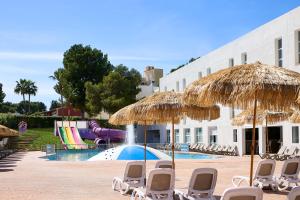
[112,161,145,195]
[232,159,277,190]
[220,187,263,200]
[276,158,300,191]
[175,168,217,200]
[260,145,286,159]
[131,168,175,200]
[276,146,297,161]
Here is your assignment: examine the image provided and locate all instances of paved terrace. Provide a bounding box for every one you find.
[0,151,289,200]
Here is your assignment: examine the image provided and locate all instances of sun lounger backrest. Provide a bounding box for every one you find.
[146,168,174,196]
[221,187,263,200]
[255,159,275,179]
[155,160,172,169]
[286,146,297,156]
[188,168,217,195]
[277,146,287,155]
[124,161,145,181]
[281,159,300,178]
[288,186,300,200]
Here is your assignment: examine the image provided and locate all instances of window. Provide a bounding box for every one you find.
[233,129,238,142]
[176,81,179,92]
[195,128,203,143]
[207,68,211,75]
[182,78,186,90]
[184,129,191,143]
[296,30,300,64]
[229,58,234,67]
[210,135,217,144]
[241,53,247,64]
[276,38,283,67]
[166,129,170,143]
[292,126,299,143]
[198,72,202,79]
[175,129,180,143]
[164,86,167,92]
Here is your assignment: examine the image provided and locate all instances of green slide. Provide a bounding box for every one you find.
[58,127,73,149]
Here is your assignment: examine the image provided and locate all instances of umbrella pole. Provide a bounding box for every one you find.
[266,117,269,153]
[144,123,147,164]
[171,117,175,169]
[250,96,257,186]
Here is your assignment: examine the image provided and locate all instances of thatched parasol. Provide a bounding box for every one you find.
[184,61,300,185]
[232,108,291,152]
[129,91,220,169]
[109,103,151,165]
[0,125,19,137]
[289,110,300,123]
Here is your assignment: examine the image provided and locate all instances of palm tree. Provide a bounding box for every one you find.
[15,79,28,103]
[49,68,64,119]
[27,81,38,114]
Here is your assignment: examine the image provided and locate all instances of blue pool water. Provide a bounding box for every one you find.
[46,149,216,161]
[165,152,215,159]
[117,146,158,160]
[47,149,101,161]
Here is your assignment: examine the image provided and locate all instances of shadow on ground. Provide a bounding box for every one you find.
[0,151,26,172]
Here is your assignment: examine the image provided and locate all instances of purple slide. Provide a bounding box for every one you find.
[79,120,126,143]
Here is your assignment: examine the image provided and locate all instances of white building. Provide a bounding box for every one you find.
[159,6,300,156]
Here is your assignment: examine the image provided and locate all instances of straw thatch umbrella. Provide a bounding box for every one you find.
[184,61,300,185]
[0,125,19,137]
[289,110,300,123]
[128,91,220,169]
[232,108,292,152]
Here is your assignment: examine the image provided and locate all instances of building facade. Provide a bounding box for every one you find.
[134,66,165,144]
[159,7,300,156]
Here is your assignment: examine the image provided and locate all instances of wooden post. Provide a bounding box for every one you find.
[144,122,147,164]
[265,116,269,153]
[144,122,147,185]
[250,96,257,186]
[171,117,175,169]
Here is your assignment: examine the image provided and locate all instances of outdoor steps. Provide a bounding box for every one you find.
[9,135,39,150]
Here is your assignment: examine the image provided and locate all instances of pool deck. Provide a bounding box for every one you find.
[0,151,289,200]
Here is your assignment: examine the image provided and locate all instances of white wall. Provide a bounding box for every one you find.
[159,7,300,156]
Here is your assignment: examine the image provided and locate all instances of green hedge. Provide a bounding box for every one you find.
[0,114,124,130]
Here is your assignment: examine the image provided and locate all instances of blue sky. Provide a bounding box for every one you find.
[0,0,300,109]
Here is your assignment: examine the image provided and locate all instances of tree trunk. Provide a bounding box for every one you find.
[61,94,64,121]
[28,94,31,114]
[81,109,85,119]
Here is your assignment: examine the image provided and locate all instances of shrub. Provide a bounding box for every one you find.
[0,114,124,130]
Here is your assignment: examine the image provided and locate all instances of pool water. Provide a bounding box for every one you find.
[117,146,159,160]
[47,149,101,161]
[165,152,215,159]
[46,149,217,161]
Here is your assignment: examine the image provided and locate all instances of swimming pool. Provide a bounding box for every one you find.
[164,151,216,159]
[46,148,217,161]
[46,149,101,161]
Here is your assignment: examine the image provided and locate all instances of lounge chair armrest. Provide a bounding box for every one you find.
[232,176,250,187]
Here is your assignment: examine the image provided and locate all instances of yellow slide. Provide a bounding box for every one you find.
[65,127,77,149]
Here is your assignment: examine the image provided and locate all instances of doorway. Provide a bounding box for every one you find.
[245,128,259,155]
[266,126,282,153]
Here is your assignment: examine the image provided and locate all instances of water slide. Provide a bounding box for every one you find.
[88,120,126,143]
[57,126,87,149]
[71,127,88,149]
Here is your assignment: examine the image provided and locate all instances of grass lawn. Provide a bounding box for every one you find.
[16,128,94,151]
